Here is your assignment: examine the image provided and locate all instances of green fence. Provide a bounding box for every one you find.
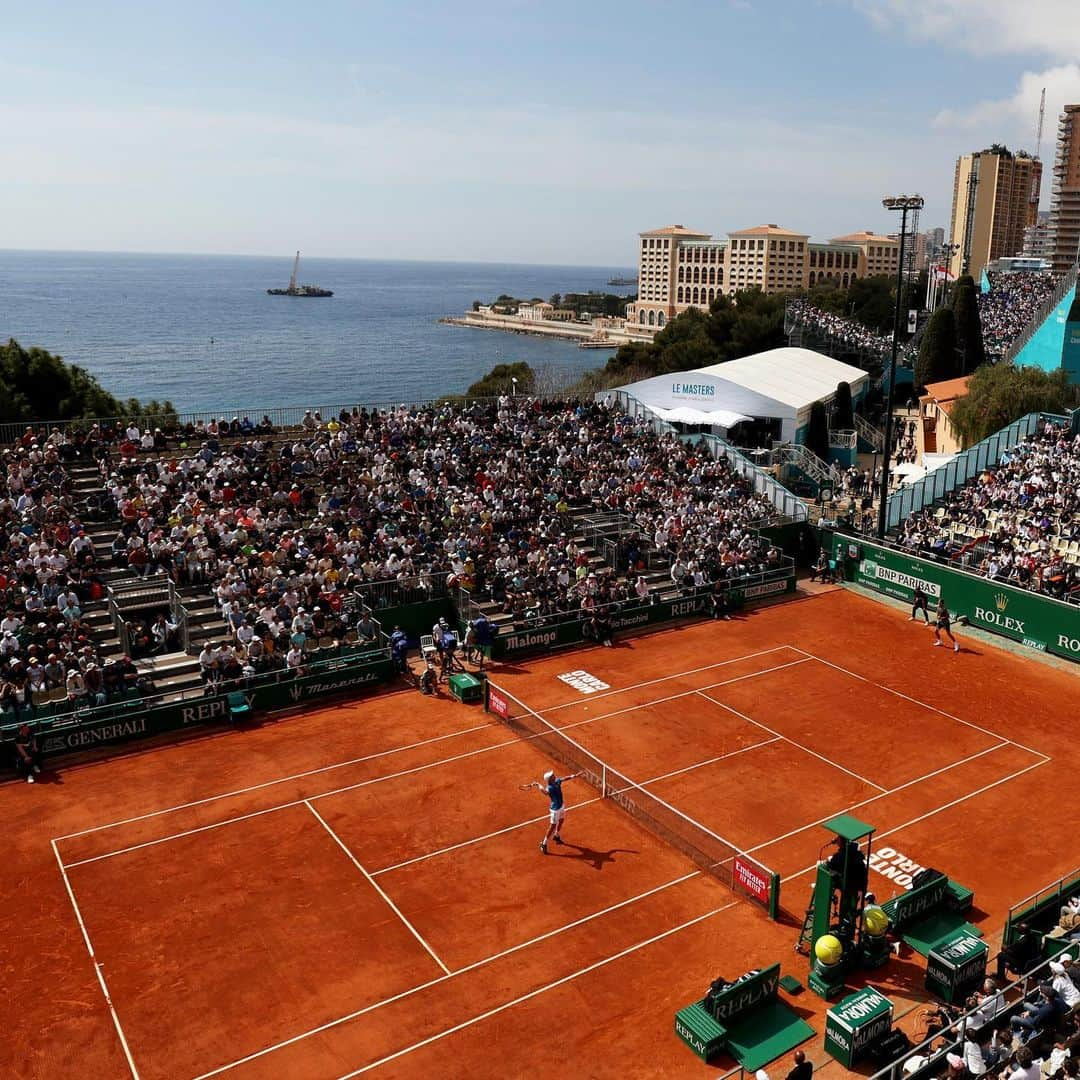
[492,571,797,660]
[6,651,396,760]
[831,535,1080,664]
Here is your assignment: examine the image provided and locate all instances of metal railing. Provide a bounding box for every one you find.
[884,411,1067,530]
[855,413,884,450]
[829,429,857,450]
[352,575,449,612]
[1005,865,1080,934]
[866,951,1069,1080]
[689,432,810,522]
[1000,265,1078,365]
[0,395,526,448]
[106,574,177,655]
[7,642,392,734]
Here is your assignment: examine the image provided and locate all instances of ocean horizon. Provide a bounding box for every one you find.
[1,250,637,415]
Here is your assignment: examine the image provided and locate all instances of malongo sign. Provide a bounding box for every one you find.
[835,537,1080,665]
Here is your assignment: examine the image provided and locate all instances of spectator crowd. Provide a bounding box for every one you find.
[1,398,786,701]
[979,272,1059,360]
[896,419,1080,602]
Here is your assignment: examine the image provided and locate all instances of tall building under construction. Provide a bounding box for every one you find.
[948,148,1042,280]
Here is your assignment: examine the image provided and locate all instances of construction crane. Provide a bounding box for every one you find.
[1036,87,1046,161]
[288,250,300,292]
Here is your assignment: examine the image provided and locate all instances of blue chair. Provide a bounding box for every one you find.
[227,691,251,724]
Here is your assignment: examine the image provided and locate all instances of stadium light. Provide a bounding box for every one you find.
[877,194,925,541]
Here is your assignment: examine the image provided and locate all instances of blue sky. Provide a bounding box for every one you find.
[4,0,1079,264]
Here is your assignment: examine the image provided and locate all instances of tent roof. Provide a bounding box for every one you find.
[695,348,868,412]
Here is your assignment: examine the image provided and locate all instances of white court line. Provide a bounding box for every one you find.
[559,656,812,728]
[777,754,1051,888]
[304,802,450,977]
[793,649,1052,762]
[54,719,497,843]
[51,840,141,1080]
[698,692,889,793]
[190,868,707,1080]
[58,650,803,848]
[741,740,1012,857]
[332,899,741,1079]
[62,660,805,870]
[540,645,797,713]
[192,743,1053,1080]
[372,735,780,876]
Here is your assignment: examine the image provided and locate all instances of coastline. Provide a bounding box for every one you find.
[440,311,646,347]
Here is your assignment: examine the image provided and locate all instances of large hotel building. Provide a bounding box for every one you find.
[626,224,899,331]
[1048,104,1080,274]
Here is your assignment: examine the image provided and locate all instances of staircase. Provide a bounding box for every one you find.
[772,443,840,495]
[854,414,884,452]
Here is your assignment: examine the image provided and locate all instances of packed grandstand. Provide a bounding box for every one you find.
[0,398,787,715]
[895,417,1080,602]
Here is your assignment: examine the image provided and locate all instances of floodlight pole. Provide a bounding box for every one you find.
[877,195,924,541]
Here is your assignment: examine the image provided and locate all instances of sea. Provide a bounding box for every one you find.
[0,250,637,415]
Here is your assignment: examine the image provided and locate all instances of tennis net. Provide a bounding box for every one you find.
[484,678,780,917]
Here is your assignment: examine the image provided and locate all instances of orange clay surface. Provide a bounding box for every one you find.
[1,586,1077,1080]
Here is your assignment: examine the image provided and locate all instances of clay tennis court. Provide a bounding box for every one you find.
[3,586,1077,1079]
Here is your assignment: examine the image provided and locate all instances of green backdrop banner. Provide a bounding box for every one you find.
[831,535,1080,663]
[493,573,796,659]
[27,654,396,759]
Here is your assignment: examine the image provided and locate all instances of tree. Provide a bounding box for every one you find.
[548,293,562,309]
[0,339,174,425]
[915,307,960,390]
[465,361,535,398]
[949,364,1080,446]
[951,275,986,374]
[605,288,785,380]
[805,400,830,462]
[832,381,854,430]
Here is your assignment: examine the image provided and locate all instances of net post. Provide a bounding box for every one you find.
[601,764,608,798]
[768,872,781,921]
[482,677,491,712]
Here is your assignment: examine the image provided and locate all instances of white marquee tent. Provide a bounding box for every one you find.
[606,347,869,443]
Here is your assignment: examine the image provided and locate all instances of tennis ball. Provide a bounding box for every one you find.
[814,934,843,966]
[864,908,889,937]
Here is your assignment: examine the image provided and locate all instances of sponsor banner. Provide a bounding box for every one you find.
[709,963,780,1024]
[733,854,772,904]
[487,687,509,719]
[840,539,1080,665]
[28,656,395,759]
[495,573,795,659]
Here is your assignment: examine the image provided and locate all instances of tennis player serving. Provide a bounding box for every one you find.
[526,769,583,854]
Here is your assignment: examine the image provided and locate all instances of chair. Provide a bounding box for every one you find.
[227,691,251,724]
[420,634,437,662]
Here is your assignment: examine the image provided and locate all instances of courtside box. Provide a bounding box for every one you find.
[926,932,988,1004]
[824,987,894,1068]
[675,964,780,1062]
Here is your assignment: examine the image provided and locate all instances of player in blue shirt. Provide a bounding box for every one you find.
[527,769,583,854]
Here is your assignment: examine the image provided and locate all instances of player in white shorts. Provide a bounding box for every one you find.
[527,769,583,854]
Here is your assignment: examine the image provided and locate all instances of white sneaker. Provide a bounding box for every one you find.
[933,640,942,647]
[32,765,41,774]
[26,775,35,784]
[954,643,960,652]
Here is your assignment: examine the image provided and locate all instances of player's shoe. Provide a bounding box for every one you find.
[908,616,915,621]
[554,835,565,845]
[539,840,548,855]
[933,640,942,647]
[954,642,960,652]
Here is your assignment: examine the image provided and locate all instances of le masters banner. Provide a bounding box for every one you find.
[836,538,1080,664]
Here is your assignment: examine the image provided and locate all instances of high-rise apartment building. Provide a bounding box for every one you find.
[1048,105,1080,274]
[625,224,899,330]
[948,148,1042,280]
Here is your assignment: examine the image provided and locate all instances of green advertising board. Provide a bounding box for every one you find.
[27,653,396,759]
[824,987,894,1068]
[926,932,988,1003]
[833,536,1080,664]
[492,573,796,659]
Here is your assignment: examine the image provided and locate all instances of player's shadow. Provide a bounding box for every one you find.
[554,842,638,870]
